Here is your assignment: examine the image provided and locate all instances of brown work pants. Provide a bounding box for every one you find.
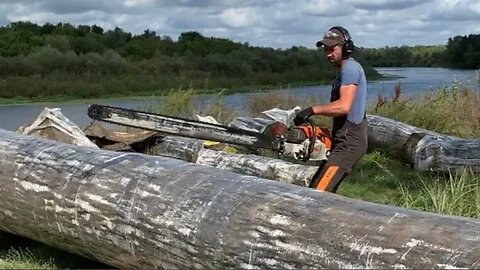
[309,118,368,193]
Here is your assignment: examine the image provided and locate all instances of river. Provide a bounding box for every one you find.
[0,67,478,131]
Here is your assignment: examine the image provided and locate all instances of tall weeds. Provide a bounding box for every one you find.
[142,87,197,119]
[373,81,480,138]
[398,169,480,219]
[143,87,238,125]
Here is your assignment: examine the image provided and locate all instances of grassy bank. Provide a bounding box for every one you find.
[1,81,479,268]
[0,75,382,105]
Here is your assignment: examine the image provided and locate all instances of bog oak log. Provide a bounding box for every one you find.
[366,114,452,152]
[367,115,480,171]
[1,129,480,269]
[195,148,318,186]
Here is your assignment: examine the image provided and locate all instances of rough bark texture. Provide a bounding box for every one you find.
[366,114,453,152]
[146,135,205,163]
[146,138,317,185]
[0,129,479,269]
[367,115,480,172]
[196,148,318,186]
[408,134,480,172]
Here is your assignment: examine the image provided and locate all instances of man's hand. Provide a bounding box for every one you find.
[293,107,314,126]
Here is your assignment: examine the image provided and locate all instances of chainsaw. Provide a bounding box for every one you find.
[87,104,332,161]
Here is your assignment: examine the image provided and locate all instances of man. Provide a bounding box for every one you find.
[294,26,368,193]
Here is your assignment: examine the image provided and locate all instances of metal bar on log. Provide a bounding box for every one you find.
[0,129,479,269]
[87,104,281,149]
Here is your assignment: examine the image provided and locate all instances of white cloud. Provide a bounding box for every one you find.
[219,8,258,28]
[346,0,428,10]
[122,0,155,8]
[0,0,478,49]
[302,0,353,16]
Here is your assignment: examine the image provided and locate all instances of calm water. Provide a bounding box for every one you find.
[0,67,477,131]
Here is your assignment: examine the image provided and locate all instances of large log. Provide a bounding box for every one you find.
[366,114,453,152]
[144,136,318,185]
[407,134,480,172]
[0,129,479,269]
[367,115,480,172]
[196,148,317,186]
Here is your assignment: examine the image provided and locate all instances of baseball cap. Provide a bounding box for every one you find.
[316,27,347,48]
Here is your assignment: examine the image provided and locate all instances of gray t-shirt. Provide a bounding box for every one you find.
[331,58,367,124]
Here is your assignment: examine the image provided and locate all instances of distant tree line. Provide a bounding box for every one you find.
[355,34,480,69]
[0,21,477,101]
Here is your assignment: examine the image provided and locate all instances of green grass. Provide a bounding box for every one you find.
[0,232,109,269]
[338,151,480,219]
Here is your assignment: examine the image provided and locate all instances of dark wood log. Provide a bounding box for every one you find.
[196,148,317,186]
[407,134,480,172]
[0,129,479,269]
[146,135,205,163]
[83,121,160,151]
[366,114,453,152]
[367,115,480,172]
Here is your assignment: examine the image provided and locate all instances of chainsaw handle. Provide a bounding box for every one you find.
[303,117,317,161]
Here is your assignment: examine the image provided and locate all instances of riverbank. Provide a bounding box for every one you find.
[0,70,385,106]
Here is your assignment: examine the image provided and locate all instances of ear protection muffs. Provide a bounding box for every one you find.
[329,26,354,55]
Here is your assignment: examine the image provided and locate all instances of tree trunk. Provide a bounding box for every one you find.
[366,114,453,152]
[0,129,479,269]
[195,148,318,186]
[367,115,480,172]
[406,133,480,172]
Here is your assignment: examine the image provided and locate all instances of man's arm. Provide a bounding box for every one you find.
[312,84,358,117]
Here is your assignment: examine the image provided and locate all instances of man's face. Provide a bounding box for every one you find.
[323,44,343,67]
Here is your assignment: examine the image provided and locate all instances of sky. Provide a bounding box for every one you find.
[0,0,479,49]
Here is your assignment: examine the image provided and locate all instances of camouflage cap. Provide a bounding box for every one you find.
[316,27,347,47]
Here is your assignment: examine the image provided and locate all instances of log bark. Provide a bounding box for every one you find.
[407,134,480,172]
[367,115,480,172]
[366,114,453,152]
[0,129,479,269]
[146,135,205,163]
[147,139,317,185]
[195,148,317,186]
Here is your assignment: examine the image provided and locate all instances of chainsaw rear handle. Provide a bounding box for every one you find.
[303,117,317,161]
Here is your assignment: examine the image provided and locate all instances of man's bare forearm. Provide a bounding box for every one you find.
[312,101,350,117]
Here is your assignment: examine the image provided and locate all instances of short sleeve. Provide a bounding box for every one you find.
[341,61,361,86]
